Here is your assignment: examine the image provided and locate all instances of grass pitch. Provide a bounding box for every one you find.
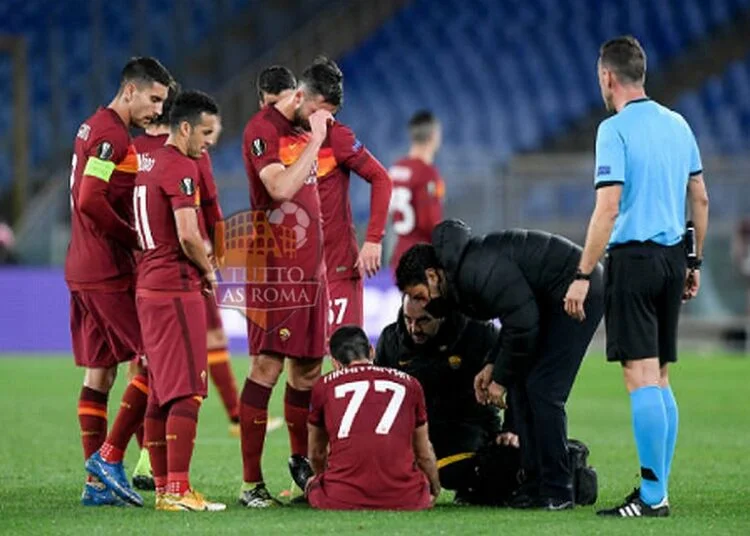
[0,352,749,535]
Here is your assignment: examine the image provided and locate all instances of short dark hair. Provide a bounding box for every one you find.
[300,55,343,107]
[599,35,647,85]
[169,90,219,129]
[151,82,181,126]
[257,65,297,101]
[120,56,173,89]
[408,110,439,143]
[395,243,442,292]
[329,326,370,366]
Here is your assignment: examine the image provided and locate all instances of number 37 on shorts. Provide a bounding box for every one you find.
[327,278,364,328]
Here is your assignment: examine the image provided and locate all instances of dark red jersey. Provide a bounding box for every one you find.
[134,133,221,241]
[317,123,391,281]
[308,364,429,510]
[65,107,140,290]
[133,145,202,292]
[389,157,445,270]
[242,105,325,282]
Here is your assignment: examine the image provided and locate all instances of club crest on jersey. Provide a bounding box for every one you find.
[137,153,155,172]
[77,123,91,141]
[252,138,266,157]
[448,355,462,370]
[279,327,291,341]
[97,141,114,161]
[179,177,195,196]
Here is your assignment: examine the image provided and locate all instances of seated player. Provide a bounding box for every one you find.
[375,294,521,505]
[290,326,441,510]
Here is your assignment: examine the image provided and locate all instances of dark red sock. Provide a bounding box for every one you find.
[78,386,108,461]
[284,384,312,457]
[100,374,148,463]
[239,379,272,484]
[135,425,145,450]
[144,397,168,495]
[208,348,240,423]
[166,396,201,496]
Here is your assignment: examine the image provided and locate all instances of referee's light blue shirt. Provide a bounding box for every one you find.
[594,98,702,247]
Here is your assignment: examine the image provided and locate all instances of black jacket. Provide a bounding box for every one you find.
[432,219,603,386]
[375,308,503,443]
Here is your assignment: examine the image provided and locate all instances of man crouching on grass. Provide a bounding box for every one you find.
[289,326,441,510]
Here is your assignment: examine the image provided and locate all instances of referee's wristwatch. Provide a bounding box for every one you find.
[687,257,703,270]
[573,268,592,281]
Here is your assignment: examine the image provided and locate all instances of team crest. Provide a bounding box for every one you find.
[179,177,195,196]
[97,141,114,161]
[252,138,266,157]
[279,327,291,341]
[448,355,462,370]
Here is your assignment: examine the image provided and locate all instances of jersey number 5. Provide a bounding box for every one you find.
[133,185,156,250]
[334,380,406,439]
[390,186,415,236]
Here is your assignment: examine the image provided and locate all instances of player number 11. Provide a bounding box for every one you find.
[334,380,406,439]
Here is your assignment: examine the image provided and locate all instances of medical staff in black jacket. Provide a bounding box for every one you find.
[395,219,604,510]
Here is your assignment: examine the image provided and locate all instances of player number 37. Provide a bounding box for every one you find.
[334,380,406,439]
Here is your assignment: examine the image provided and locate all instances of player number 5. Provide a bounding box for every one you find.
[333,379,406,439]
[390,186,415,236]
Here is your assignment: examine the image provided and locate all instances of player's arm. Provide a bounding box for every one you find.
[577,120,624,276]
[413,423,441,501]
[258,110,333,201]
[415,174,444,235]
[175,208,215,290]
[330,123,392,243]
[308,423,329,475]
[198,154,225,264]
[78,138,139,249]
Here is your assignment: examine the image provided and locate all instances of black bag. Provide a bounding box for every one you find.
[568,438,598,506]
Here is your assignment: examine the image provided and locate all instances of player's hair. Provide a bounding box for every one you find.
[120,56,173,89]
[257,65,297,101]
[330,326,370,366]
[150,81,181,127]
[599,35,647,85]
[169,90,220,129]
[408,110,439,144]
[300,55,344,107]
[395,243,442,292]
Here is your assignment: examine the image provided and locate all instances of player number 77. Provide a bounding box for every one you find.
[334,380,406,439]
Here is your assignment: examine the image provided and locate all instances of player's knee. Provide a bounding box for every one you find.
[206,328,228,349]
[288,359,323,390]
[659,364,670,388]
[622,358,661,392]
[249,354,284,387]
[84,366,117,392]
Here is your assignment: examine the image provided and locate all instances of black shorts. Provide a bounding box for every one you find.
[604,241,687,365]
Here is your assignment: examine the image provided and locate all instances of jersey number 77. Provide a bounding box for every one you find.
[334,380,406,438]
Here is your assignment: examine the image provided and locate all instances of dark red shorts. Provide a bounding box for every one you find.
[327,277,364,328]
[246,281,328,359]
[307,474,432,511]
[70,290,142,369]
[204,293,224,332]
[136,291,208,407]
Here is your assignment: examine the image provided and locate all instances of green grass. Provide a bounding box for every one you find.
[1,353,749,535]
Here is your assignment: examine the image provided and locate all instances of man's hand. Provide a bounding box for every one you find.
[309,110,334,143]
[564,279,590,322]
[496,432,520,448]
[202,270,218,296]
[355,241,382,278]
[429,481,442,505]
[487,381,507,409]
[474,364,494,405]
[683,268,701,302]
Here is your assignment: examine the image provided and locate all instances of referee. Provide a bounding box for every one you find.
[564,36,709,518]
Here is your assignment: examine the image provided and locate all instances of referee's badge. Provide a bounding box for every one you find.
[448,355,462,370]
